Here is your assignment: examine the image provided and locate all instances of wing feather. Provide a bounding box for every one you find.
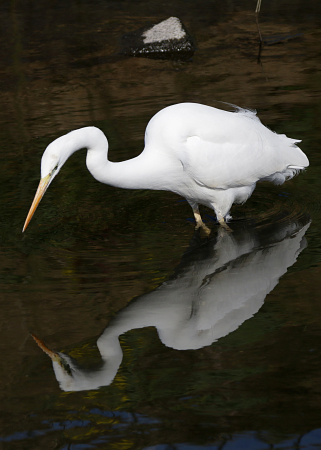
[145,103,309,190]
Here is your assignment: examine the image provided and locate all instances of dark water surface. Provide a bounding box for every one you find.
[1,0,321,448]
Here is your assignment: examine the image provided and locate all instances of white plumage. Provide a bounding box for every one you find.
[23,102,309,232]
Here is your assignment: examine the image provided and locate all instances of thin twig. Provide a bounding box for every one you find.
[255,0,264,63]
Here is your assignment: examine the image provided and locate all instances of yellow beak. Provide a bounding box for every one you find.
[22,174,51,232]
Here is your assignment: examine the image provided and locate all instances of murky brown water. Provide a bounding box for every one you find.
[1,0,321,448]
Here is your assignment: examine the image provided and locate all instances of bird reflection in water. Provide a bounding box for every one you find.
[33,218,310,391]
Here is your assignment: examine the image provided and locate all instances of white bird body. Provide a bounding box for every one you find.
[23,102,309,232]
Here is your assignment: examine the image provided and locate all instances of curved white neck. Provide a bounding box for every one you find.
[45,126,183,194]
[60,127,171,190]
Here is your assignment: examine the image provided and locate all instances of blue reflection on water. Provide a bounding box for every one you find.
[89,407,161,424]
[0,409,160,444]
[0,419,91,442]
[300,428,321,447]
[2,425,321,449]
[142,429,321,450]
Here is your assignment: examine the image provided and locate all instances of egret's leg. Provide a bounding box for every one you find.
[217,214,232,232]
[191,205,211,235]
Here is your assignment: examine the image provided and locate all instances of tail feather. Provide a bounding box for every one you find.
[263,166,306,185]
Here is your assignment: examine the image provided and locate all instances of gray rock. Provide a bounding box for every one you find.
[121,17,195,60]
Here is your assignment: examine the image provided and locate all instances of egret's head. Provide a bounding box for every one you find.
[40,141,63,179]
[23,126,105,232]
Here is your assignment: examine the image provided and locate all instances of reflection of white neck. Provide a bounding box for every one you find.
[52,333,123,392]
[47,220,309,391]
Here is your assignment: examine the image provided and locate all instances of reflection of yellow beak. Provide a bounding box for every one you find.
[22,174,51,232]
[31,333,60,361]
[31,333,73,376]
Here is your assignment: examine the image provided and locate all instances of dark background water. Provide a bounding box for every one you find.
[1,0,321,449]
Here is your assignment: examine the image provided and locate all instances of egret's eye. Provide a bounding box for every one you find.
[59,358,73,377]
[51,164,58,175]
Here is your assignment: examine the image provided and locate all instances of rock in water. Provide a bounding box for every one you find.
[121,17,195,60]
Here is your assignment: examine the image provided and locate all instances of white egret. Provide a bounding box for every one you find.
[23,103,309,232]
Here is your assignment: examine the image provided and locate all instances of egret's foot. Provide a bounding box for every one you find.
[196,222,211,236]
[218,217,232,232]
[193,211,211,235]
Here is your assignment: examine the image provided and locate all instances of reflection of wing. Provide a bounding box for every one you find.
[145,103,308,189]
[124,220,309,350]
[160,232,299,349]
[34,218,310,391]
